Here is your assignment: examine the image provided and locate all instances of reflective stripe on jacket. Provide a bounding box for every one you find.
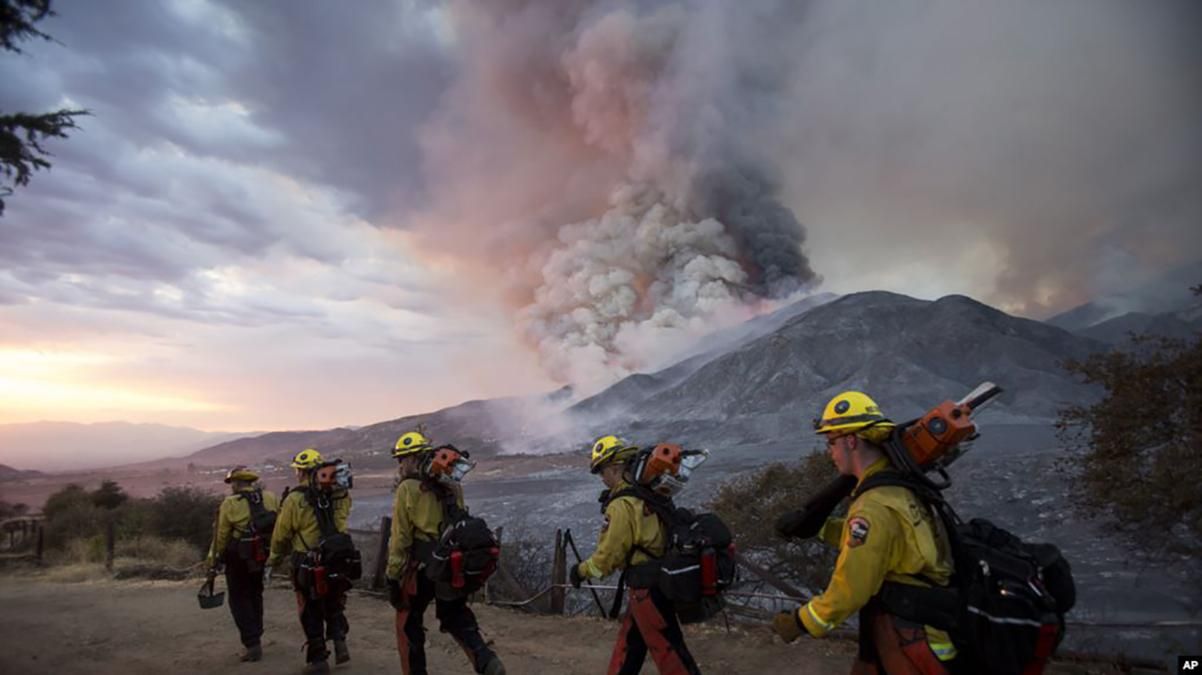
[799,458,956,660]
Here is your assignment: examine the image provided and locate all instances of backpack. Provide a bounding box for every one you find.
[230,490,276,572]
[419,479,500,600]
[611,486,738,624]
[856,472,1075,675]
[304,487,363,583]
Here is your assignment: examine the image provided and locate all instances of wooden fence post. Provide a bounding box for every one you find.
[485,526,503,604]
[35,524,43,565]
[372,516,392,590]
[550,529,566,615]
[104,520,115,571]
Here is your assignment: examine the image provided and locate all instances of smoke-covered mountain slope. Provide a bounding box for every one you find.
[564,291,1106,448]
[184,290,1106,467]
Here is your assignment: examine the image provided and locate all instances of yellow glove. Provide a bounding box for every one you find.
[772,609,804,643]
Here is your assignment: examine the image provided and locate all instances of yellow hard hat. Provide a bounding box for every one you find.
[224,465,259,483]
[590,434,639,474]
[290,448,324,470]
[393,431,432,458]
[813,391,895,436]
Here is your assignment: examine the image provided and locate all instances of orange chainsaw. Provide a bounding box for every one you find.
[776,382,1002,540]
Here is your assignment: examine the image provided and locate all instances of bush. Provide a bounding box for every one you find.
[41,481,220,564]
[42,484,91,521]
[707,451,842,592]
[146,486,221,553]
[91,479,128,510]
[1057,289,1202,557]
[43,501,107,550]
[493,520,554,603]
[116,535,199,568]
[50,535,106,565]
[0,500,28,520]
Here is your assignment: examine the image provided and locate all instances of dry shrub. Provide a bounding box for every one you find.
[40,563,109,583]
[115,535,199,569]
[47,535,106,565]
[708,451,843,593]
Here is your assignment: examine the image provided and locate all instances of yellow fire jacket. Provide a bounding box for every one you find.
[577,481,667,580]
[386,477,465,580]
[265,486,352,568]
[798,458,956,661]
[206,487,279,566]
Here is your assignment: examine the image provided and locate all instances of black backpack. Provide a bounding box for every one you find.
[856,472,1075,675]
[611,486,738,624]
[305,488,362,583]
[230,490,276,572]
[418,480,500,600]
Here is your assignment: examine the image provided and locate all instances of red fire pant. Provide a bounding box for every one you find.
[607,587,701,675]
[850,606,951,675]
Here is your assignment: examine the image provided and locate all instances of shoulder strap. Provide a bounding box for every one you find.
[424,478,469,524]
[238,490,268,532]
[857,470,965,576]
[608,485,676,524]
[853,470,944,504]
[303,487,342,539]
[605,485,674,620]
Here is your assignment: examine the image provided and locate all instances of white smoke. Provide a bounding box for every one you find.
[520,183,760,385]
[417,1,818,390]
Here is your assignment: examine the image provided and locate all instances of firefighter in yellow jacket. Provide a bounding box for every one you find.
[385,431,505,675]
[771,392,957,675]
[266,448,353,674]
[572,435,701,675]
[205,466,279,662]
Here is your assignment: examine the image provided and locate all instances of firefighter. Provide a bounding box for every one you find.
[205,465,279,662]
[572,434,702,675]
[770,391,958,674]
[385,430,505,675]
[266,448,353,674]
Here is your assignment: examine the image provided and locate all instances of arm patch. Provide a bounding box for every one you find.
[847,516,871,548]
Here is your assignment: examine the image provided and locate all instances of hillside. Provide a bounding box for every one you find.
[181,392,572,469]
[564,291,1106,447]
[1047,259,1202,332]
[180,290,1108,467]
[1078,310,1202,345]
[0,464,42,482]
[0,422,249,472]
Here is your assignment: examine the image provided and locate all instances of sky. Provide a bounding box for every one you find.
[0,0,1199,434]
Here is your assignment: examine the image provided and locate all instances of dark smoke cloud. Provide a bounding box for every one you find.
[415,0,820,386]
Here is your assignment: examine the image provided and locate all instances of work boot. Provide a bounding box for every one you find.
[302,660,330,674]
[481,654,506,675]
[333,640,350,665]
[240,644,262,662]
[303,641,329,673]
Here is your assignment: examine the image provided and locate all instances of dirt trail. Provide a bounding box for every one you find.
[0,573,854,675]
[0,573,1120,674]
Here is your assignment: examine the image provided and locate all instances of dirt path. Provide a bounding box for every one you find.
[0,573,855,674]
[0,573,1122,675]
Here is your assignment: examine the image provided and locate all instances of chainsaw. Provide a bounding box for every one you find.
[775,382,1002,540]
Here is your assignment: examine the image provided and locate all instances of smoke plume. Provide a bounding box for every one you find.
[414,1,818,387]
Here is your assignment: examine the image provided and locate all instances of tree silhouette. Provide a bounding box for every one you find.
[91,479,128,510]
[0,0,87,215]
[1057,285,1202,556]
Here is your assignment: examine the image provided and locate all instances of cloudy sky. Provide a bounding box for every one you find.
[0,0,1198,433]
